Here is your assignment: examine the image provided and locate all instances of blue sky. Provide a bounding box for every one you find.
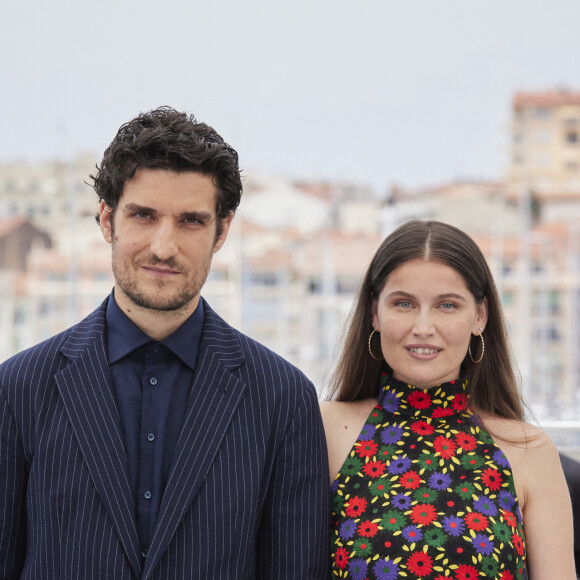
[1,0,579,191]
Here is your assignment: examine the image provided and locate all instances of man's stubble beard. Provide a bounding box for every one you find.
[111,237,213,313]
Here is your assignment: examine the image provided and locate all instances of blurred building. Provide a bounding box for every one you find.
[509,89,580,200]
[2,91,580,425]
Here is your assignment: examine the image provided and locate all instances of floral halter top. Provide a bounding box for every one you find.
[330,373,527,579]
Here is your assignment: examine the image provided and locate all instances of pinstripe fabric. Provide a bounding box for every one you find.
[0,297,330,579]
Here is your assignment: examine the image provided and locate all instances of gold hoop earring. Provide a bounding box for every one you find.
[368,329,383,361]
[468,332,485,364]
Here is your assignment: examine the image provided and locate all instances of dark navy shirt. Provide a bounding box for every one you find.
[105,292,204,555]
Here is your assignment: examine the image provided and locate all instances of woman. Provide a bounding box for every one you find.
[321,220,575,579]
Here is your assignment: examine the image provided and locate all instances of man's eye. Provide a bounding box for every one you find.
[133,211,151,219]
[441,303,457,310]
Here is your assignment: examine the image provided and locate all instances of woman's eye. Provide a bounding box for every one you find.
[441,303,457,310]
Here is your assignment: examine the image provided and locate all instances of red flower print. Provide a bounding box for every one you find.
[431,407,453,418]
[464,511,489,531]
[454,564,479,579]
[411,503,437,526]
[406,551,433,577]
[511,532,525,556]
[408,390,432,409]
[502,509,517,528]
[345,496,367,517]
[481,467,503,491]
[399,470,422,490]
[334,546,349,569]
[433,435,457,459]
[499,572,514,580]
[362,460,386,478]
[357,520,379,537]
[410,420,435,436]
[356,439,378,458]
[451,392,468,411]
[454,431,477,451]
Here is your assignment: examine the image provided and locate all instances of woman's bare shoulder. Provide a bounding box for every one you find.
[320,398,377,431]
[476,411,560,473]
[476,411,549,448]
[320,398,378,481]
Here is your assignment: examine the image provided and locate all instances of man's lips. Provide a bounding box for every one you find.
[141,265,180,276]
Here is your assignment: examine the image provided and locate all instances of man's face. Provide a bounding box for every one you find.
[99,168,232,317]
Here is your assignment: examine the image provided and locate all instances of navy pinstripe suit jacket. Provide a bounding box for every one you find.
[0,297,330,579]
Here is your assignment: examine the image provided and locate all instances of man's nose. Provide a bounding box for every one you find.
[149,221,178,260]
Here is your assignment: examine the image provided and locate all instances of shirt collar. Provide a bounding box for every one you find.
[105,291,204,369]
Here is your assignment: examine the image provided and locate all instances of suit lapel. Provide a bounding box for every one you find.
[55,304,142,578]
[143,304,246,579]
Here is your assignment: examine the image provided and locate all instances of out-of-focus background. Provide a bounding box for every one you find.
[2,0,580,453]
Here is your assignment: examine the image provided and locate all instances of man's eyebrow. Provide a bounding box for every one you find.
[181,211,214,223]
[122,204,214,223]
[123,202,157,215]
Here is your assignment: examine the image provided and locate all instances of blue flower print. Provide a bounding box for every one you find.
[381,424,403,445]
[358,423,377,440]
[339,518,357,540]
[493,448,510,467]
[402,525,423,543]
[474,496,498,516]
[498,490,516,510]
[428,471,452,490]
[373,557,400,580]
[382,391,401,413]
[388,456,412,474]
[442,514,465,536]
[391,492,412,511]
[472,533,495,555]
[348,558,368,580]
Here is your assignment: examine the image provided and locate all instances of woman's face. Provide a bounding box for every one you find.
[371,259,487,389]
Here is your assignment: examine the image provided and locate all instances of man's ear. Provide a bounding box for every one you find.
[213,213,234,253]
[99,200,114,243]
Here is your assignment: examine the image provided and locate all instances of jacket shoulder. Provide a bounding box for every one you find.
[0,299,108,388]
[202,299,316,396]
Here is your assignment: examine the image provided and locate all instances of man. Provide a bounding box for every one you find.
[0,107,330,579]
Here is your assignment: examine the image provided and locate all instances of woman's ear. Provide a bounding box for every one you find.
[371,296,379,329]
[474,296,488,334]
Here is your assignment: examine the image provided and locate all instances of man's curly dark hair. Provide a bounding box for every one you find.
[90,106,242,233]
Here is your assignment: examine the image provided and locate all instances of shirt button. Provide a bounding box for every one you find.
[142,549,149,558]
[147,433,155,442]
[149,377,158,386]
[152,344,160,352]
[144,491,152,500]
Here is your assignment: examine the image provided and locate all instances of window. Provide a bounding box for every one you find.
[502,291,514,306]
[536,107,551,119]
